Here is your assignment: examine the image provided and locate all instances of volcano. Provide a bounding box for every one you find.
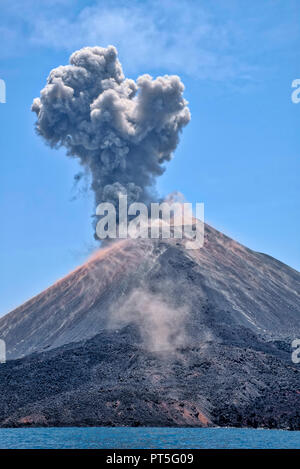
[0,224,299,428]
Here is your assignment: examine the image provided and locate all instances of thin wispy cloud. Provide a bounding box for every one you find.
[28,0,254,80]
[1,0,299,81]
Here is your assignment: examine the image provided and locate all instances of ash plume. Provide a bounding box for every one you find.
[32,46,191,225]
[109,287,189,353]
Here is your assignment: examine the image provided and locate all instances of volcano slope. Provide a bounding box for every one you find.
[0,224,299,428]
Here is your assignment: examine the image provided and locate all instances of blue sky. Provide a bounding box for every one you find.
[0,0,299,315]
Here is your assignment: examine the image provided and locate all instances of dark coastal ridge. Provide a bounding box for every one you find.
[0,224,299,429]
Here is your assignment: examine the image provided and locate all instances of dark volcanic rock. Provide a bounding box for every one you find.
[0,327,299,429]
[0,224,299,428]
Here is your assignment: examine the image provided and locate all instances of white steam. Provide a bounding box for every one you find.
[110,288,188,353]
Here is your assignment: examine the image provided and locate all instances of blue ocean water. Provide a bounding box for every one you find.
[0,427,299,449]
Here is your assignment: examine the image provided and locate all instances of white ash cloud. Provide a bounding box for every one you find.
[32,45,190,224]
[110,288,188,353]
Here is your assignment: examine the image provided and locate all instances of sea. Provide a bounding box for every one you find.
[0,427,299,449]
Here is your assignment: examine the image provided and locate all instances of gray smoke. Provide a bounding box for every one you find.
[109,287,189,353]
[32,45,191,224]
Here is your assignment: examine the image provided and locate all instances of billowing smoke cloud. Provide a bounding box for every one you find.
[32,45,191,224]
